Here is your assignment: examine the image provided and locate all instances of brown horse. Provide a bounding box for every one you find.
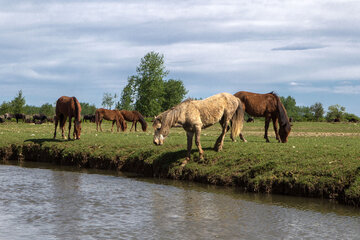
[119,110,147,132]
[54,96,82,140]
[95,108,126,132]
[234,91,291,143]
[153,93,246,163]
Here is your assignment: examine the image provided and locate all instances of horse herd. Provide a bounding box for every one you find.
[2,91,292,162]
[0,113,50,124]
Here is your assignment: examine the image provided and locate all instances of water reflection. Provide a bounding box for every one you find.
[1,162,360,240]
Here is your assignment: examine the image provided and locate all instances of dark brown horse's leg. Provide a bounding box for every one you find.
[68,116,72,140]
[130,121,135,131]
[134,121,137,131]
[264,117,270,142]
[99,119,103,132]
[272,115,280,142]
[60,116,67,139]
[53,116,58,139]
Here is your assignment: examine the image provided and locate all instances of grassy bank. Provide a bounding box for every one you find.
[1,120,360,207]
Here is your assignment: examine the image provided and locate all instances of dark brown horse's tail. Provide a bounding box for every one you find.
[230,99,245,141]
[72,97,81,123]
[137,112,147,131]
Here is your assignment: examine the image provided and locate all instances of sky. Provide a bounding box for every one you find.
[0,0,360,115]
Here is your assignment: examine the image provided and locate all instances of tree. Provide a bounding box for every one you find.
[134,52,168,116]
[80,102,97,115]
[326,104,346,121]
[280,96,299,120]
[39,103,54,116]
[162,79,188,110]
[310,102,324,121]
[102,92,116,109]
[0,101,12,115]
[11,90,25,114]
[117,76,136,110]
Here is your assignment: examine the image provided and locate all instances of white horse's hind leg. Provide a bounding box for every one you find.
[214,118,229,151]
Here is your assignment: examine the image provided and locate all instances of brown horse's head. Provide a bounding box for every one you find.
[73,120,82,140]
[279,124,291,143]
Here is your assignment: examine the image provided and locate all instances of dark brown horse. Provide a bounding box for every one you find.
[119,110,147,132]
[234,91,291,143]
[95,108,126,132]
[14,113,26,123]
[54,96,82,140]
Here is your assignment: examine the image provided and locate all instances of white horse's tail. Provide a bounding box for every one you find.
[230,99,244,141]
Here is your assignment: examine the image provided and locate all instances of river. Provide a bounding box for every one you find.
[1,162,359,240]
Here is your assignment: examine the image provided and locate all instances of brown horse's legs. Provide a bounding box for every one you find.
[53,116,58,139]
[195,127,204,159]
[111,120,115,132]
[264,117,270,142]
[68,116,72,140]
[214,120,229,152]
[130,121,135,131]
[60,116,67,139]
[272,116,280,142]
[99,120,103,132]
[134,121,137,131]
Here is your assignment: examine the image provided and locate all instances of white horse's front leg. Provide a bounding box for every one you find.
[195,127,204,159]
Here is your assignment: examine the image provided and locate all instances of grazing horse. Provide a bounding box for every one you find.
[119,110,147,132]
[14,113,26,123]
[153,93,246,162]
[4,113,14,120]
[95,108,126,132]
[54,96,82,140]
[234,91,291,143]
[83,114,95,123]
[33,114,48,122]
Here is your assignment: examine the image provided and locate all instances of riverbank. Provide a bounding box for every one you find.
[1,121,359,207]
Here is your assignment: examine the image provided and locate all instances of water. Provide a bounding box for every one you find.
[1,162,360,240]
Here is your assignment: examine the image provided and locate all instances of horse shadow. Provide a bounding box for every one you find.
[24,138,68,145]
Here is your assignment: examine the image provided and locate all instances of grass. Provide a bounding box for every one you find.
[1,120,360,206]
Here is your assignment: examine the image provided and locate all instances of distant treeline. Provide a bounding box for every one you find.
[0,90,96,117]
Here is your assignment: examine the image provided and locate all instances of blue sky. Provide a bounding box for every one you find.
[1,0,360,115]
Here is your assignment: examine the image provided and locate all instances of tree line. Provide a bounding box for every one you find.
[281,96,359,122]
[1,51,358,122]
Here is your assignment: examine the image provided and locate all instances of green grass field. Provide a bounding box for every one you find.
[1,120,360,206]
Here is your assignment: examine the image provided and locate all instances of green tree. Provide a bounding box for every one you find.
[162,79,188,110]
[39,103,54,116]
[326,104,346,121]
[280,96,299,120]
[80,102,97,115]
[11,90,26,114]
[23,105,40,115]
[310,102,324,121]
[117,76,136,110]
[102,92,116,109]
[0,101,12,115]
[134,52,168,116]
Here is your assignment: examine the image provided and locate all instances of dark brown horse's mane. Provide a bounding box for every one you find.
[72,97,81,122]
[270,92,291,131]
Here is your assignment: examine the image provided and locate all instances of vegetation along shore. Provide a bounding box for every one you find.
[1,120,359,207]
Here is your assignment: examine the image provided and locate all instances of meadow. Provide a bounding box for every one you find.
[0,120,360,206]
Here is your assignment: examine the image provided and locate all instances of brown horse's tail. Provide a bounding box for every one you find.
[230,99,245,141]
[136,112,147,131]
[72,97,81,123]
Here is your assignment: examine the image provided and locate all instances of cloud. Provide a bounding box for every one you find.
[0,0,360,115]
[272,44,326,51]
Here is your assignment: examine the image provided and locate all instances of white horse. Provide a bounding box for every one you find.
[153,93,246,164]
